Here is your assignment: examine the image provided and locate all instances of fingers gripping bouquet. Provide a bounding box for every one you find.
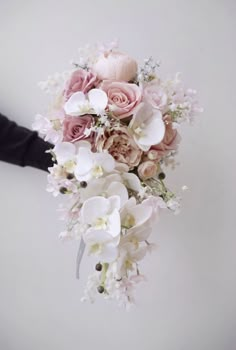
[33,41,202,308]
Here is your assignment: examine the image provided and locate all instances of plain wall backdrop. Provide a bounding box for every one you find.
[0,1,235,349]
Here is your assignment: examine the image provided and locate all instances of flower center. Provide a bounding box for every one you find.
[52,119,61,130]
[64,160,76,172]
[130,237,139,249]
[79,102,91,114]
[134,123,145,137]
[94,217,108,230]
[122,214,135,229]
[92,165,104,178]
[90,243,102,254]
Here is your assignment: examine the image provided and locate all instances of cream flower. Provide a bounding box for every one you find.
[129,103,165,151]
[96,125,143,169]
[81,195,121,238]
[64,89,108,116]
[74,147,115,182]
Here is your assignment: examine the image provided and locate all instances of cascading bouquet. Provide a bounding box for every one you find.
[33,41,202,308]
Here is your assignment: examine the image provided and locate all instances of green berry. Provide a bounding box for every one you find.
[95,263,102,271]
[158,172,166,180]
[97,286,104,294]
[66,173,74,180]
[59,187,67,194]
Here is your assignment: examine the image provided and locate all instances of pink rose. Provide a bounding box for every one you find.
[63,115,94,144]
[100,81,142,119]
[96,125,142,169]
[143,80,168,112]
[138,161,158,180]
[92,51,138,82]
[64,69,99,100]
[148,115,181,160]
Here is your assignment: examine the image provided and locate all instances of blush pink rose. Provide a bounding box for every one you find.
[138,161,158,180]
[63,115,94,144]
[100,81,142,119]
[92,51,138,82]
[148,115,181,160]
[96,125,143,169]
[64,69,99,100]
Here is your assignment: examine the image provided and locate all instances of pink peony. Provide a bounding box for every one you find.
[138,161,158,180]
[148,115,181,160]
[64,69,99,100]
[142,80,168,112]
[96,125,143,169]
[100,81,142,119]
[92,51,138,82]
[63,115,94,144]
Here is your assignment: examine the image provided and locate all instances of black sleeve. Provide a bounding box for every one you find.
[0,113,53,172]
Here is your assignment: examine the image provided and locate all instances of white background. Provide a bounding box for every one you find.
[0,1,235,349]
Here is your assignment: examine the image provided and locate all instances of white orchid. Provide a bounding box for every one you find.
[64,88,108,116]
[129,102,165,151]
[74,147,115,182]
[120,197,153,232]
[121,172,142,192]
[53,142,77,173]
[83,230,118,262]
[81,195,121,238]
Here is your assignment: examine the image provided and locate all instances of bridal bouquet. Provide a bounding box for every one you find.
[33,41,202,308]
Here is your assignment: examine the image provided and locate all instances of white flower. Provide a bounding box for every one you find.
[38,71,72,95]
[121,197,153,232]
[143,195,167,224]
[81,272,100,304]
[129,103,165,151]
[32,114,63,144]
[105,181,128,207]
[53,142,76,174]
[166,197,181,214]
[79,176,129,207]
[81,195,121,238]
[32,114,51,134]
[121,172,142,193]
[162,73,203,123]
[83,230,118,262]
[64,88,108,116]
[74,147,115,182]
[80,195,121,261]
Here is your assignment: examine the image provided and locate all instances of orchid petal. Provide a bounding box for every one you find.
[53,142,76,165]
[108,195,121,212]
[107,182,128,207]
[81,196,110,225]
[88,89,108,114]
[128,204,152,229]
[64,91,86,116]
[122,173,141,192]
[83,229,113,244]
[100,243,118,262]
[138,115,165,147]
[107,209,121,237]
[74,147,93,181]
[93,152,115,173]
